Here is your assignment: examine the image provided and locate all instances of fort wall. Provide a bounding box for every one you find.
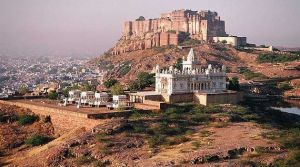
[112,9,227,55]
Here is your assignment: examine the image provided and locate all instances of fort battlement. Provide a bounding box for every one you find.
[112,9,227,55]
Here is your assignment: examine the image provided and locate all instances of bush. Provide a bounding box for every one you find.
[192,141,201,149]
[228,77,240,91]
[192,113,210,123]
[239,67,267,80]
[76,156,95,165]
[119,64,131,76]
[277,82,293,91]
[18,114,38,126]
[128,72,155,91]
[204,105,223,114]
[110,83,124,95]
[25,134,52,146]
[103,79,118,88]
[18,85,29,95]
[221,40,227,44]
[257,53,299,63]
[43,116,51,123]
[48,91,58,100]
[174,58,183,70]
[96,133,109,143]
[148,134,166,148]
[167,135,189,146]
[93,160,107,167]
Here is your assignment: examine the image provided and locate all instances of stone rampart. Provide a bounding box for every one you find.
[111,9,227,55]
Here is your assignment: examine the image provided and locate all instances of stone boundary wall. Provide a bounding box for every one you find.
[194,92,242,106]
[161,92,242,106]
[0,100,101,136]
[144,95,163,101]
[164,93,194,103]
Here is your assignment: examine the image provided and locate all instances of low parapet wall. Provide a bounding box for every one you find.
[194,91,242,106]
[161,91,242,106]
[0,100,101,136]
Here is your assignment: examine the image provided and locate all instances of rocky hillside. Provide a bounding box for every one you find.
[90,44,300,85]
[8,104,293,166]
[0,104,55,165]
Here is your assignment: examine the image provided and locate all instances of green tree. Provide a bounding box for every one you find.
[137,72,155,88]
[19,84,29,95]
[128,72,155,91]
[111,83,124,95]
[228,77,240,91]
[48,91,58,100]
[103,79,118,88]
[174,58,183,70]
[82,82,96,91]
[128,81,141,91]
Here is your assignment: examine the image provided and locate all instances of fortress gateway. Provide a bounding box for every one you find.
[130,49,241,106]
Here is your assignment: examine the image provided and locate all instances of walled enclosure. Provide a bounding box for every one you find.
[0,100,101,136]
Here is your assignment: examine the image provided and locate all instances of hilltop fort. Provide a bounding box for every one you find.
[111,9,244,55]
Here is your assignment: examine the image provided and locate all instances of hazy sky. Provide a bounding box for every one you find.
[1,0,300,57]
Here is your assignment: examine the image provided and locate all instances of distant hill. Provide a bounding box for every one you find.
[89,43,300,85]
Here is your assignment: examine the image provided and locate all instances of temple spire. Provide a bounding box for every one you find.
[187,48,195,62]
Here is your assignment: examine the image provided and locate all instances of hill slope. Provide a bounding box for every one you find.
[90,44,300,85]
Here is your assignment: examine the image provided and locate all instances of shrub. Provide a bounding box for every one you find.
[18,84,29,95]
[119,64,131,76]
[43,116,51,123]
[25,134,52,146]
[204,105,223,114]
[277,82,293,91]
[128,72,155,91]
[167,135,189,145]
[48,91,58,100]
[103,79,118,88]
[130,122,148,133]
[221,40,227,44]
[228,149,239,159]
[257,53,299,63]
[192,141,201,149]
[93,160,107,167]
[228,77,240,91]
[18,114,38,126]
[148,134,166,148]
[174,58,183,70]
[110,83,124,95]
[199,130,213,137]
[0,113,5,123]
[192,113,210,123]
[213,122,229,128]
[76,156,95,165]
[96,133,109,143]
[239,68,267,80]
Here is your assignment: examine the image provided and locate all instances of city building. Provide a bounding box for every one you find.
[213,36,247,47]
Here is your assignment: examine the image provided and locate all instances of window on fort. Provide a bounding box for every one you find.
[180,83,183,89]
